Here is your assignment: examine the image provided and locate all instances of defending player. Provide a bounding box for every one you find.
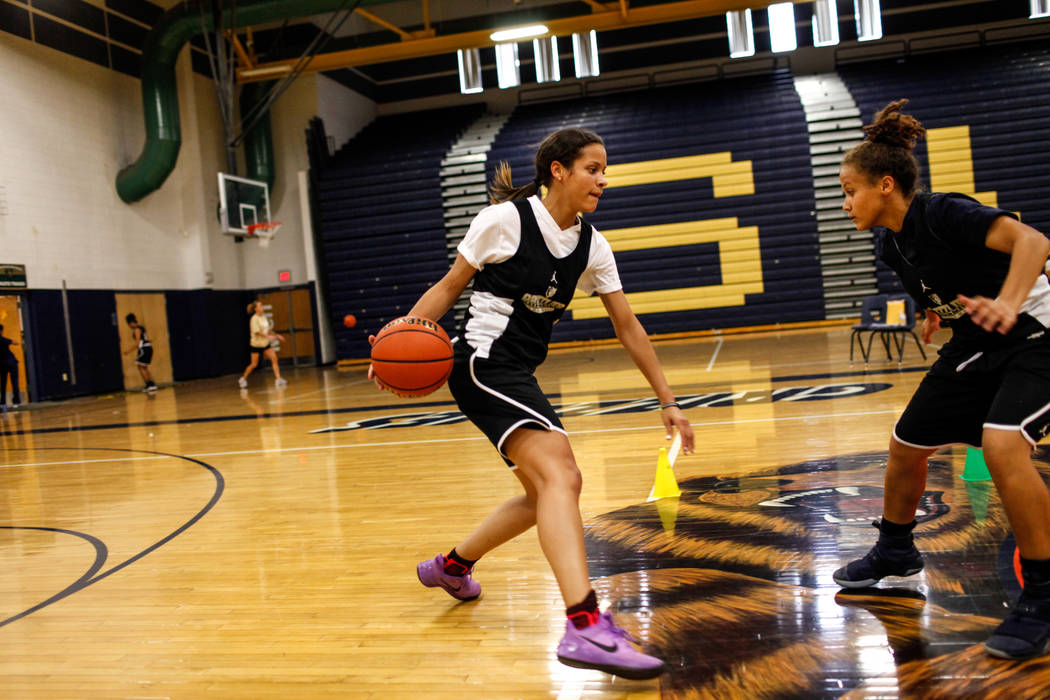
[369,128,694,679]
[832,100,1050,660]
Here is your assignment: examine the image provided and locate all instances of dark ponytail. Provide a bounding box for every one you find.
[488,127,604,204]
[842,99,926,197]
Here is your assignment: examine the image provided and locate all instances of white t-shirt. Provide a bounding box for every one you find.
[250,313,272,348]
[457,196,622,296]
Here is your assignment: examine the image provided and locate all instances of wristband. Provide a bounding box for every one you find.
[661,402,680,410]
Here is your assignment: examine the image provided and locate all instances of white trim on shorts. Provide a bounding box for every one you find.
[1020,399,1050,445]
[982,422,1034,448]
[468,352,568,461]
[891,428,960,451]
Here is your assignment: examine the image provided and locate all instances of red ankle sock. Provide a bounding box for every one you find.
[566,590,599,629]
[443,549,475,576]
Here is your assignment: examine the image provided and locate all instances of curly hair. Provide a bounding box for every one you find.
[842,99,926,197]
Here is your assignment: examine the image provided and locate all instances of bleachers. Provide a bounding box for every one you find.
[838,40,1050,295]
[486,71,822,340]
[316,41,1050,361]
[317,103,485,359]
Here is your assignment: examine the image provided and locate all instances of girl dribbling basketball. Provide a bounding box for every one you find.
[369,128,694,679]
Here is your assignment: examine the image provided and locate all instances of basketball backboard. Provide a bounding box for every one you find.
[218,173,271,235]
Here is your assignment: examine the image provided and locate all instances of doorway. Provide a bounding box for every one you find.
[258,288,315,367]
[0,295,29,405]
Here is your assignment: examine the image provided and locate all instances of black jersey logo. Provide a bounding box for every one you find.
[546,271,559,299]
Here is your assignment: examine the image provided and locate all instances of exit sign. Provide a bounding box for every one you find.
[278,269,292,284]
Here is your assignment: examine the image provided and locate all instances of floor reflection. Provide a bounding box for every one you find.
[585,446,1050,698]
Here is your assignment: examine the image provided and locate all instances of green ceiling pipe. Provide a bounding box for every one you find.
[240,80,276,194]
[116,0,399,203]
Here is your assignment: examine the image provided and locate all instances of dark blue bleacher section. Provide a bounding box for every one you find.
[486,72,822,340]
[839,41,1050,295]
[318,104,485,359]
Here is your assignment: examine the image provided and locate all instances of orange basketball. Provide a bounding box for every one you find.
[370,316,453,397]
[343,313,357,328]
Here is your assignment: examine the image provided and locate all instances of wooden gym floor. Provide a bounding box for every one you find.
[1,324,1047,699]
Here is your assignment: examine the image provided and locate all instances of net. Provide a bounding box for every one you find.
[246,221,282,248]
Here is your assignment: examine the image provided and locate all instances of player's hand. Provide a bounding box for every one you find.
[959,294,1018,335]
[661,406,694,455]
[366,334,388,393]
[920,310,941,345]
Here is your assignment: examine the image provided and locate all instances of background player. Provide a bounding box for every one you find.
[370,127,694,679]
[239,300,287,388]
[832,99,1050,660]
[123,313,157,393]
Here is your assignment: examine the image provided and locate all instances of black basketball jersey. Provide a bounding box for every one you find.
[460,198,593,371]
[137,325,152,348]
[878,192,1049,348]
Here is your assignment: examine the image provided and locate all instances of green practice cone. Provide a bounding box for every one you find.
[965,479,992,522]
[961,447,991,482]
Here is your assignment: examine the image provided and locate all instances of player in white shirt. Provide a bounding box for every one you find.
[371,128,693,679]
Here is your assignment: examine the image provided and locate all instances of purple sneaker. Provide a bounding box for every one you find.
[416,554,481,601]
[556,612,666,680]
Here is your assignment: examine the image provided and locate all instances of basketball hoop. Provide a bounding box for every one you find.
[246,221,282,247]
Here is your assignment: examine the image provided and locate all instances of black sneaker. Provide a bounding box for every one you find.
[833,521,924,588]
[985,590,1050,660]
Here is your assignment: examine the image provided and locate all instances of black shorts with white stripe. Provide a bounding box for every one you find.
[895,328,1050,449]
[447,345,565,468]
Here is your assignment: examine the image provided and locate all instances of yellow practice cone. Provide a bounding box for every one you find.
[647,444,682,501]
[655,496,680,532]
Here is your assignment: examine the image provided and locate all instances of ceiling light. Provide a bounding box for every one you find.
[457,48,482,94]
[490,24,548,42]
[533,36,561,83]
[726,9,755,58]
[1032,0,1050,18]
[572,31,600,78]
[812,0,840,47]
[767,3,797,53]
[495,43,520,89]
[854,0,882,41]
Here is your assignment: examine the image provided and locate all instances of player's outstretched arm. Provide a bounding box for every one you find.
[408,254,477,322]
[599,289,694,454]
[962,217,1050,334]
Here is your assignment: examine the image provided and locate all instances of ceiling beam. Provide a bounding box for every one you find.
[237,0,780,82]
[353,7,435,41]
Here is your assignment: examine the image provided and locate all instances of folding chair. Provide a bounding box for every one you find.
[850,294,927,365]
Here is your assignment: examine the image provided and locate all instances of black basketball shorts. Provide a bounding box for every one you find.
[894,333,1050,449]
[447,347,565,468]
[136,346,153,366]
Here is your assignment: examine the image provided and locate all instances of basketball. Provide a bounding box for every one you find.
[370,316,453,397]
[343,314,356,328]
